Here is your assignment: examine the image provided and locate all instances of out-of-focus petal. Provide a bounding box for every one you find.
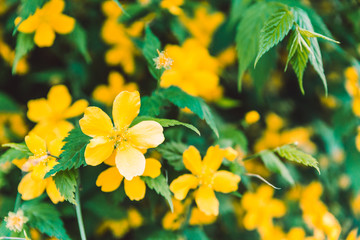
[212,170,240,193]
[183,146,202,175]
[169,174,199,200]
[195,185,219,216]
[124,177,146,201]
[63,100,88,119]
[34,23,56,47]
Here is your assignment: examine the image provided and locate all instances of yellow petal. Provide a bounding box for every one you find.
[189,207,217,225]
[212,170,240,193]
[47,85,72,114]
[79,106,113,137]
[112,91,140,130]
[104,150,116,166]
[96,167,123,192]
[18,173,46,200]
[27,98,52,122]
[63,99,88,119]
[124,177,146,201]
[143,158,161,178]
[50,14,75,34]
[169,174,199,200]
[46,178,64,204]
[34,23,56,47]
[195,186,219,216]
[202,145,224,172]
[84,137,114,166]
[223,147,238,161]
[128,121,164,149]
[48,138,64,156]
[43,0,65,13]
[25,133,47,156]
[115,145,145,180]
[17,14,40,33]
[183,146,202,175]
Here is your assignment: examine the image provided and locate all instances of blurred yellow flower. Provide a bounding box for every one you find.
[0,37,29,74]
[160,39,222,101]
[96,208,143,238]
[216,46,237,68]
[96,156,162,200]
[15,0,75,47]
[79,91,164,180]
[92,71,138,107]
[170,145,240,216]
[17,133,64,204]
[188,207,216,225]
[346,229,360,240]
[160,0,184,15]
[27,85,88,140]
[179,6,224,47]
[0,113,28,144]
[244,110,260,125]
[241,184,286,231]
[101,1,144,74]
[300,182,341,240]
[4,209,28,232]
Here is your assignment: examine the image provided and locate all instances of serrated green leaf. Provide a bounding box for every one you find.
[68,23,91,63]
[275,144,320,173]
[255,7,294,66]
[299,29,339,44]
[0,148,29,165]
[0,92,21,113]
[2,142,32,155]
[157,142,187,171]
[260,150,295,185]
[132,116,200,136]
[53,169,78,204]
[143,174,173,212]
[292,7,330,95]
[45,128,90,177]
[160,86,218,137]
[143,25,164,81]
[139,93,166,117]
[22,201,70,240]
[12,33,34,74]
[236,2,280,90]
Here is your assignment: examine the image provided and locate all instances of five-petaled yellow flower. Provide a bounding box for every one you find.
[17,133,64,204]
[79,91,165,180]
[170,145,240,216]
[15,0,75,47]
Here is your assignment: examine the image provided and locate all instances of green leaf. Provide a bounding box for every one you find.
[299,28,339,44]
[157,142,187,171]
[0,148,29,165]
[53,169,78,204]
[285,26,310,94]
[143,174,173,212]
[2,142,32,155]
[260,150,295,185]
[143,25,164,81]
[140,93,166,117]
[132,116,200,136]
[218,126,248,152]
[84,195,127,219]
[0,221,11,237]
[0,92,21,113]
[13,0,45,34]
[255,7,294,66]
[275,144,320,173]
[160,86,219,137]
[22,201,70,240]
[12,33,34,74]
[45,128,90,177]
[236,2,279,90]
[68,23,91,63]
[183,227,209,240]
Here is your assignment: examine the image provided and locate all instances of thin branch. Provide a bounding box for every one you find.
[245,173,281,190]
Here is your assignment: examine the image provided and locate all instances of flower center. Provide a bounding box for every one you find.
[111,128,130,149]
[197,168,214,188]
[21,152,49,172]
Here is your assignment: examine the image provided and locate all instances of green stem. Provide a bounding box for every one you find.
[75,185,87,240]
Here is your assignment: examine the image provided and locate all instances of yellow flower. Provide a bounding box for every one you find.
[216,46,237,68]
[170,145,240,216]
[96,155,162,200]
[179,6,224,47]
[188,207,217,225]
[17,133,64,204]
[79,91,164,180]
[345,66,359,96]
[160,39,222,102]
[27,85,88,140]
[15,0,75,47]
[101,1,144,74]
[4,209,28,232]
[153,50,174,70]
[160,0,184,15]
[346,229,360,240]
[0,113,28,144]
[244,110,260,125]
[92,71,138,107]
[241,184,286,231]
